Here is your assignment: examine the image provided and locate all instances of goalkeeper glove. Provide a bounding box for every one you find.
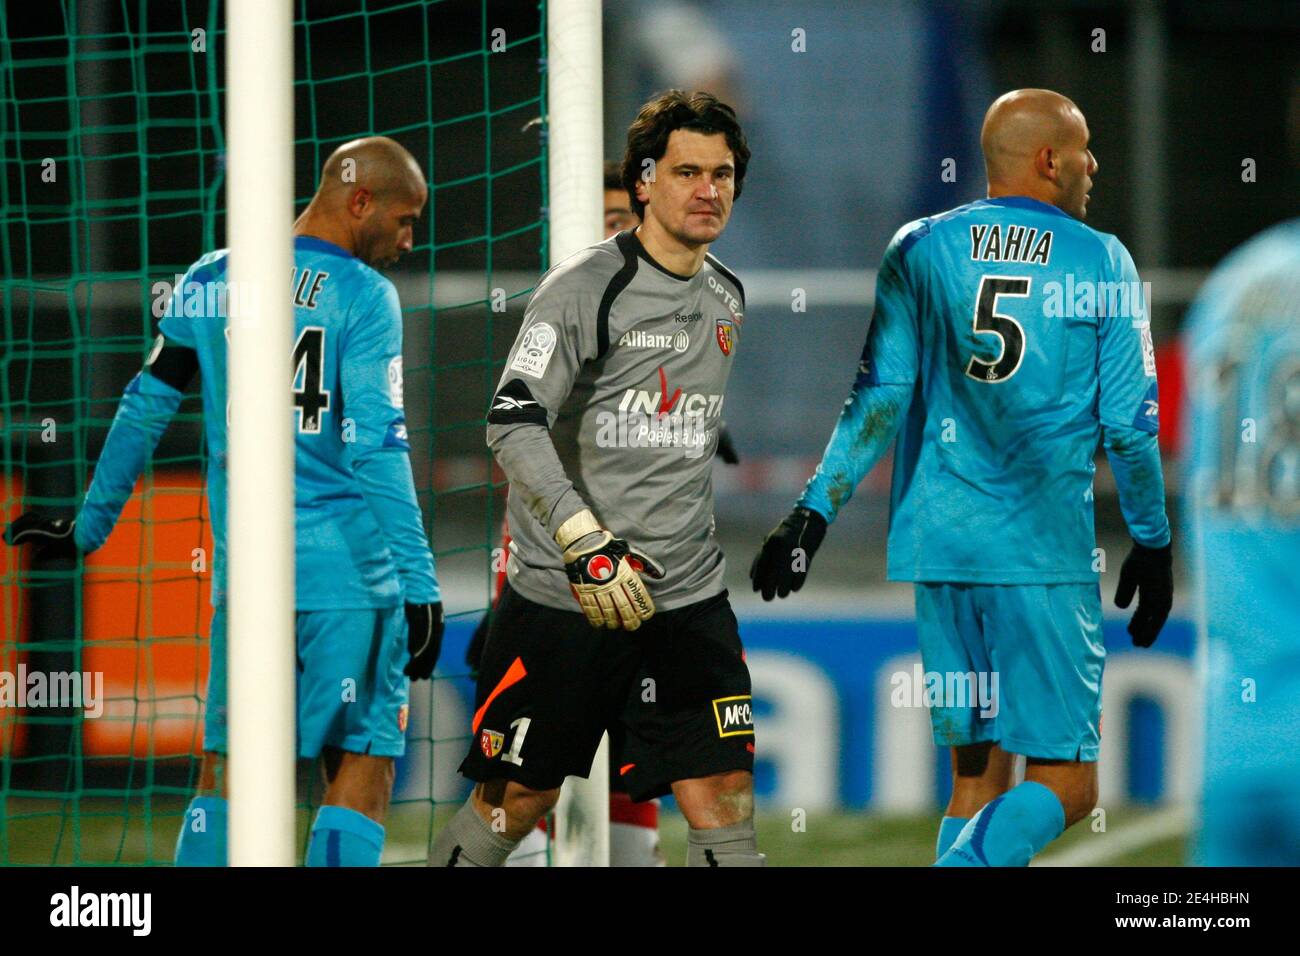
[750,507,828,601]
[1114,539,1173,648]
[556,509,664,631]
[4,512,80,561]
[404,601,444,680]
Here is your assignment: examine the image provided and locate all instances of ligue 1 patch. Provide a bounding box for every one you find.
[1139,322,1157,377]
[712,695,754,737]
[387,355,405,409]
[397,703,410,734]
[480,728,504,758]
[509,322,558,379]
[715,319,734,356]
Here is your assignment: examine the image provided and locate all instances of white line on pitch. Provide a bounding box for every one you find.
[1033,805,1189,867]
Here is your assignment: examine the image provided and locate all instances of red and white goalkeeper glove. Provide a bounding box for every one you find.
[556,509,664,631]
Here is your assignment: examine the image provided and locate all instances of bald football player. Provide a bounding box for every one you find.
[753,89,1172,866]
[8,136,442,866]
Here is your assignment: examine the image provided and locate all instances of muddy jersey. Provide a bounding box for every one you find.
[486,229,745,613]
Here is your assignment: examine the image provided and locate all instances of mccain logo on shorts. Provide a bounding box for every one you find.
[712,695,754,738]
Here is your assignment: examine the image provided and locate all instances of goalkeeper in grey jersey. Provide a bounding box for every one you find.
[432,90,761,867]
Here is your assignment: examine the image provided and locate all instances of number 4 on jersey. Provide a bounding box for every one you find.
[222,326,332,432]
[293,326,330,433]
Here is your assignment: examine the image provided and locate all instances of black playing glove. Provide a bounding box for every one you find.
[749,507,828,601]
[716,427,740,466]
[465,611,490,677]
[1114,540,1173,648]
[404,601,445,680]
[4,511,80,561]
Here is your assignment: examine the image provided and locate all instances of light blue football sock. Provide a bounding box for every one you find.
[174,795,228,867]
[935,781,1065,867]
[936,815,969,860]
[306,805,386,867]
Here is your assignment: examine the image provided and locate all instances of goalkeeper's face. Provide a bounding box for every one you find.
[638,129,735,246]
[357,184,427,269]
[1054,108,1097,220]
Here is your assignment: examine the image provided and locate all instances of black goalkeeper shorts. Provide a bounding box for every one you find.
[459,582,755,802]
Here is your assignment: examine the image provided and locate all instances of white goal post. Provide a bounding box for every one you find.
[222,0,608,866]
[546,0,609,867]
[226,0,296,867]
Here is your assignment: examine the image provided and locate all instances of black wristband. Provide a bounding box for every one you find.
[147,341,200,392]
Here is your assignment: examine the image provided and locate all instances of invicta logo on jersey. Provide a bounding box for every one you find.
[616,384,725,419]
[619,329,690,353]
[594,370,725,458]
[712,695,755,737]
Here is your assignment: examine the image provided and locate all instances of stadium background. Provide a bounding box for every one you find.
[2,0,1298,865]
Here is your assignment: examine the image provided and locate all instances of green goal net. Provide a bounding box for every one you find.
[0,0,545,865]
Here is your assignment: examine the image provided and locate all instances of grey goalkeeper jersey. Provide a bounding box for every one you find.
[487,229,745,613]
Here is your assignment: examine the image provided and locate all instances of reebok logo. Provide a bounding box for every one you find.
[493,395,538,411]
[487,379,547,427]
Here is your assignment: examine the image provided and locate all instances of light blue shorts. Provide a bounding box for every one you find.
[914,582,1104,761]
[204,605,410,759]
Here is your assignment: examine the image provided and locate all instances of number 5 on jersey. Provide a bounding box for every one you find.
[966,275,1031,384]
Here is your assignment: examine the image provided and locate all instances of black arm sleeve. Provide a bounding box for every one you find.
[146,339,200,392]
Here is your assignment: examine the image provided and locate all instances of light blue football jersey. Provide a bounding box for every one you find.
[800,195,1170,583]
[1183,218,1300,783]
[159,235,418,610]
